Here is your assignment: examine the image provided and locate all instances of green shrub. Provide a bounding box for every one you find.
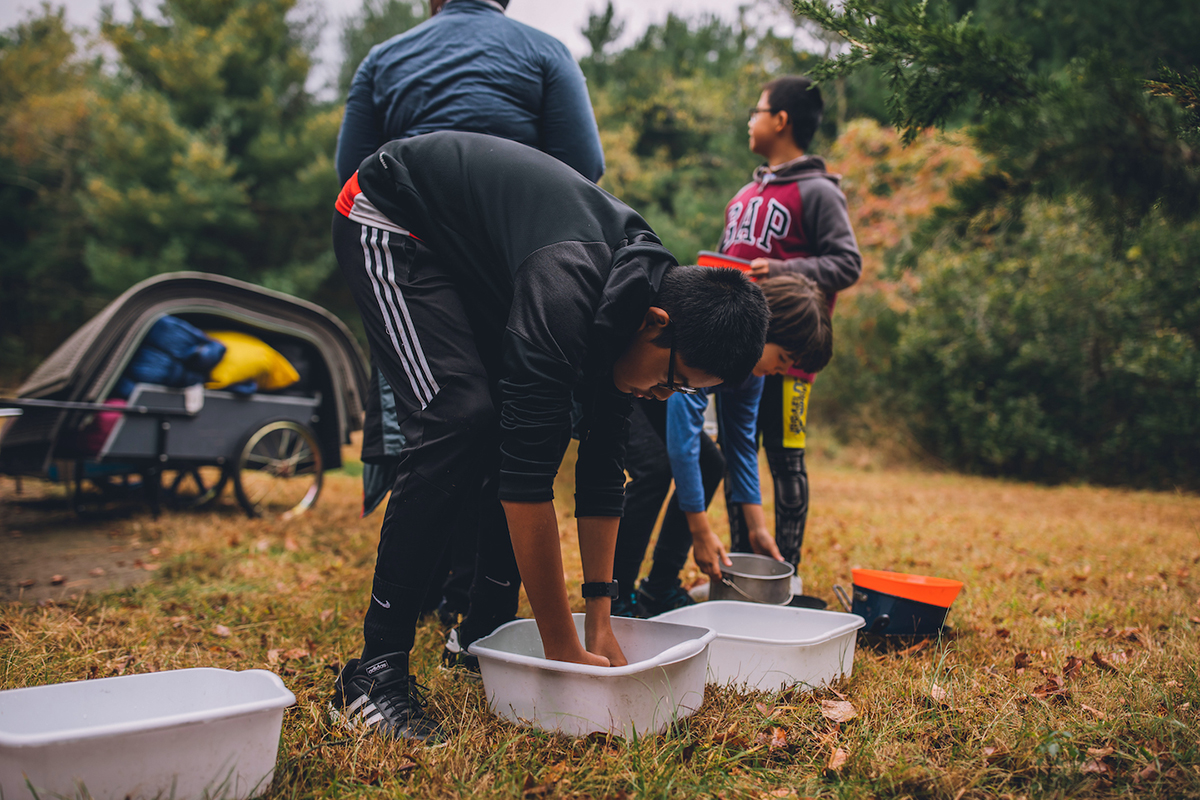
[890,199,1200,488]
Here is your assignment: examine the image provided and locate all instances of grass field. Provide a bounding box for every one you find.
[2,435,1198,799]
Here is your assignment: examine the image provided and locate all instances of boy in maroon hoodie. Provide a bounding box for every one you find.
[721,75,862,577]
[611,76,861,615]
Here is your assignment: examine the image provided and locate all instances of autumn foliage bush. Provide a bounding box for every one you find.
[816,121,1200,489]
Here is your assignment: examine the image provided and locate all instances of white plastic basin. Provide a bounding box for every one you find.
[0,668,295,800]
[655,602,865,693]
[469,614,716,738]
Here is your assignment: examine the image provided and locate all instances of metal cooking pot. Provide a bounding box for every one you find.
[710,553,793,605]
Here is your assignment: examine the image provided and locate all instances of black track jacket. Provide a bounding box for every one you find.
[356,131,676,517]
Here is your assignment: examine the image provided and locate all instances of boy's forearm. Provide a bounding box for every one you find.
[577,515,619,585]
[740,503,783,561]
[687,510,731,579]
[577,516,627,666]
[741,502,768,534]
[685,510,713,536]
[503,500,590,662]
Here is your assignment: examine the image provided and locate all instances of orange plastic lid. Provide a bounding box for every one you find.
[852,569,963,608]
[697,250,753,273]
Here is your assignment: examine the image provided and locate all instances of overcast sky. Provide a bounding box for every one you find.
[2,0,798,94]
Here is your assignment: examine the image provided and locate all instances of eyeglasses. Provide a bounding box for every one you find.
[748,106,775,120]
[655,339,700,395]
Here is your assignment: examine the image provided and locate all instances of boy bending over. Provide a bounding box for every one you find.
[330,130,769,740]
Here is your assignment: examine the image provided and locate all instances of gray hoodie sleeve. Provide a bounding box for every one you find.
[770,177,862,294]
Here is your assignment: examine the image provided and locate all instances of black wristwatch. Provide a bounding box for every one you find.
[581,581,620,600]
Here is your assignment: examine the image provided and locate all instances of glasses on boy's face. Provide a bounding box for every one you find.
[748,106,775,120]
[654,339,700,395]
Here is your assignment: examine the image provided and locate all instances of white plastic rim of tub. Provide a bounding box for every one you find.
[655,602,866,646]
[0,668,295,748]
[468,618,717,676]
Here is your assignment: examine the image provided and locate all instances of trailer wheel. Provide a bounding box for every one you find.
[163,467,229,509]
[233,420,322,519]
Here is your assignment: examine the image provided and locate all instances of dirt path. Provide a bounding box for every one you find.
[1,479,155,603]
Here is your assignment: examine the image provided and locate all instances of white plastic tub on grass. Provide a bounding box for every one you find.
[0,668,295,800]
[469,614,716,738]
[655,601,865,693]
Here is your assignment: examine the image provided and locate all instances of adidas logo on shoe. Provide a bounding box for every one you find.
[328,652,439,742]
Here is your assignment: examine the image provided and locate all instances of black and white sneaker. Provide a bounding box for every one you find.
[329,652,439,741]
[439,628,481,681]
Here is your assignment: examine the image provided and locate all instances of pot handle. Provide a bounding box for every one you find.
[720,577,760,603]
[833,584,853,613]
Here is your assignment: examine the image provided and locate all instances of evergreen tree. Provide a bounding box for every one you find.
[791,0,1200,227]
[0,9,97,378]
[83,0,341,296]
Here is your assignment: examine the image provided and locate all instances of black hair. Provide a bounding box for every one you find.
[763,75,823,152]
[653,266,768,385]
[759,274,833,374]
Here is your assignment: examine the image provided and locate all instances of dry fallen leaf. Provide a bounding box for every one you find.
[1087,746,1115,758]
[283,647,309,660]
[982,745,1007,762]
[819,699,857,723]
[1032,675,1070,703]
[995,628,1011,639]
[1091,651,1118,672]
[267,649,281,665]
[319,609,334,622]
[89,567,105,577]
[769,727,788,749]
[930,683,950,705]
[50,574,66,585]
[712,722,744,746]
[1081,704,1108,719]
[896,639,931,657]
[1082,758,1110,774]
[1063,656,1085,680]
[1014,652,1032,670]
[827,747,849,771]
[17,579,35,588]
[214,625,232,638]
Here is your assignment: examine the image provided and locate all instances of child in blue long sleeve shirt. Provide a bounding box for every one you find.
[667,275,833,581]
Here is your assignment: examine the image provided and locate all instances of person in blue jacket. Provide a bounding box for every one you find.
[336,0,606,635]
[336,0,604,186]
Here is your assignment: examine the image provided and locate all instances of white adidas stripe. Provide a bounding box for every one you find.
[360,226,440,407]
[381,234,439,397]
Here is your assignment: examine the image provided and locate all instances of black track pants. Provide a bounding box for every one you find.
[333,214,519,655]
[726,374,810,567]
[612,399,725,592]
